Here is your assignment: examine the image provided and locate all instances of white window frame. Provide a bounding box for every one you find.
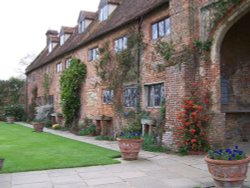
[114,36,127,52]
[151,17,170,40]
[56,63,62,73]
[60,35,65,46]
[88,47,99,62]
[78,20,85,33]
[99,5,108,21]
[65,58,72,69]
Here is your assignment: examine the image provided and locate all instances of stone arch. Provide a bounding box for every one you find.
[210,2,250,147]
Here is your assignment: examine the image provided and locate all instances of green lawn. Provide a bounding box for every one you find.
[0,122,120,173]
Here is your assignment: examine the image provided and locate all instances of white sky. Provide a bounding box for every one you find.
[0,0,99,80]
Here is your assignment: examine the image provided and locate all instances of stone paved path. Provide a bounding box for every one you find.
[0,122,249,188]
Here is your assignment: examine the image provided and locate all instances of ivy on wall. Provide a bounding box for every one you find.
[60,58,87,129]
[42,73,51,104]
[96,31,144,113]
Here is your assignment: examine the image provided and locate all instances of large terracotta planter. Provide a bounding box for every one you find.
[6,117,15,124]
[205,156,250,188]
[117,138,143,160]
[32,122,45,132]
[0,158,4,170]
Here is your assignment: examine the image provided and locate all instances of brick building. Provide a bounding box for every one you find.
[26,0,250,148]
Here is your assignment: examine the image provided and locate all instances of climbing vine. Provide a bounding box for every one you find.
[42,73,51,104]
[60,58,87,129]
[213,0,241,24]
[96,31,144,113]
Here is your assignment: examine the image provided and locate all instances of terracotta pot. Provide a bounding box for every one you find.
[0,158,4,170]
[32,122,45,132]
[117,138,143,160]
[6,117,15,124]
[204,156,250,188]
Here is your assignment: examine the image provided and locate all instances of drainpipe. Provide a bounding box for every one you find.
[136,16,143,113]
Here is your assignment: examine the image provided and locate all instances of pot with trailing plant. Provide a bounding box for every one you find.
[32,104,52,132]
[205,146,250,188]
[0,158,4,170]
[117,129,143,160]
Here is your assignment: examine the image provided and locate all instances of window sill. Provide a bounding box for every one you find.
[146,106,161,109]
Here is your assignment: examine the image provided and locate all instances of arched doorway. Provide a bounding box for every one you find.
[219,11,250,149]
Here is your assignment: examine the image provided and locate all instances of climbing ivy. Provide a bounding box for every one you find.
[213,0,240,24]
[96,31,144,113]
[42,73,50,104]
[60,58,87,129]
[193,39,212,62]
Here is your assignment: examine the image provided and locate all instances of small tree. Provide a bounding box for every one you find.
[60,58,87,129]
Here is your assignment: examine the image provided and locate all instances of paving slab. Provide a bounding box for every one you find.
[126,176,166,188]
[12,174,50,185]
[53,183,89,188]
[12,182,53,188]
[90,182,132,188]
[85,177,123,186]
[162,178,201,188]
[50,175,85,185]
[0,182,11,188]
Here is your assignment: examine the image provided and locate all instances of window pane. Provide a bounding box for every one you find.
[151,23,158,40]
[60,35,64,46]
[165,18,170,35]
[103,89,113,104]
[124,87,137,107]
[123,37,127,49]
[154,84,161,106]
[159,20,165,37]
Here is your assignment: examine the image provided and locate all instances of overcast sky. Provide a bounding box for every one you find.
[0,0,99,80]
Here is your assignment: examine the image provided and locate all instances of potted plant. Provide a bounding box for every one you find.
[32,104,52,132]
[117,128,143,160]
[205,146,250,188]
[3,105,15,123]
[0,158,4,170]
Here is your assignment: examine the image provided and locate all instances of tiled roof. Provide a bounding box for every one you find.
[26,0,169,74]
[60,26,75,34]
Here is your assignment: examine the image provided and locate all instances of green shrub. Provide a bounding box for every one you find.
[3,104,26,121]
[95,135,115,141]
[79,125,96,136]
[142,134,168,152]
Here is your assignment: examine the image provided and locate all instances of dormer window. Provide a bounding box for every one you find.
[98,0,120,22]
[59,26,74,46]
[78,20,85,33]
[99,5,108,21]
[60,35,65,46]
[77,11,95,34]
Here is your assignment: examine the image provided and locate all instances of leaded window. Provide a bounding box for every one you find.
[124,87,137,107]
[145,83,164,107]
[151,17,170,40]
[103,89,113,104]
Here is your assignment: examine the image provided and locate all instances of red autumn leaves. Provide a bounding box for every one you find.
[175,82,210,152]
